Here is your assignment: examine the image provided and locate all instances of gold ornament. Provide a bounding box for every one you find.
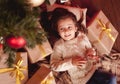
[29,0,45,7]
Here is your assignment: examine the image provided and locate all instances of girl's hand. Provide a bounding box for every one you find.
[72,56,87,69]
[86,48,99,62]
[86,48,96,56]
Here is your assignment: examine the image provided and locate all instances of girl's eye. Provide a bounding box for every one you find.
[60,28,64,31]
[68,26,72,30]
[59,28,64,31]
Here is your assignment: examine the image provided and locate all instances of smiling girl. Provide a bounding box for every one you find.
[50,8,116,84]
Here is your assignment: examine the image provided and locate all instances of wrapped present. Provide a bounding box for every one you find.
[0,52,28,84]
[25,40,53,63]
[87,10,119,56]
[26,65,56,84]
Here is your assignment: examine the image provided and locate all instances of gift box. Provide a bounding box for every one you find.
[87,10,119,56]
[25,40,53,63]
[0,52,28,84]
[26,65,56,84]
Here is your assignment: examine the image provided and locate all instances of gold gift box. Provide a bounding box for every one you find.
[87,10,119,55]
[0,52,28,84]
[25,40,53,63]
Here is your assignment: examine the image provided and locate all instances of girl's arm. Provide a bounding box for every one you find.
[50,43,74,71]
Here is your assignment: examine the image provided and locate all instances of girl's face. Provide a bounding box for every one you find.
[57,18,77,41]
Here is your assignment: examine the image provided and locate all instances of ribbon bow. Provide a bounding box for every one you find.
[97,19,115,42]
[93,19,115,44]
[38,45,46,57]
[0,57,27,84]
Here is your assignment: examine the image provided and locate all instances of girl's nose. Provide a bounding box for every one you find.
[64,28,69,32]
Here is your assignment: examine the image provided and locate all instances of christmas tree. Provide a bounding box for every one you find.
[0,0,48,67]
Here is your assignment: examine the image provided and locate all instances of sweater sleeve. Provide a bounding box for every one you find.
[50,41,74,71]
[84,35,92,49]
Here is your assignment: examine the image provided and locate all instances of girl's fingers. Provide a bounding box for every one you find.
[78,64,87,69]
[77,61,87,66]
[78,61,87,64]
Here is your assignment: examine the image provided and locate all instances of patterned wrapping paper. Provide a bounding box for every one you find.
[26,65,56,84]
[0,52,28,84]
[25,40,53,63]
[87,10,119,56]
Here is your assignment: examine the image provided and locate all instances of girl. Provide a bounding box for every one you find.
[50,8,116,84]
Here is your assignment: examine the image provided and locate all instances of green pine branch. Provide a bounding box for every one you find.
[0,0,48,67]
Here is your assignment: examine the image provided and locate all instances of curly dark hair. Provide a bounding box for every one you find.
[50,7,87,38]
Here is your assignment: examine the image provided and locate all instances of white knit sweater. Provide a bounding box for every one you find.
[50,33,96,84]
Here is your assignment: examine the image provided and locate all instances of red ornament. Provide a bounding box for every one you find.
[6,36,26,49]
[0,43,3,49]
